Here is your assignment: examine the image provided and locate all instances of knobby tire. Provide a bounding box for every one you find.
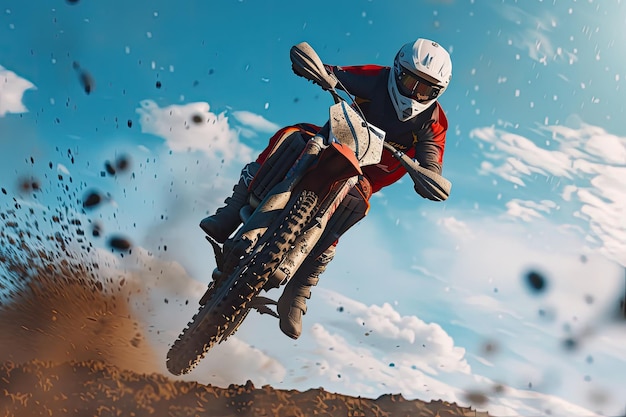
[166,190,318,375]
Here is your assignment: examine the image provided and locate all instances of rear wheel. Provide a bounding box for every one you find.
[166,190,318,375]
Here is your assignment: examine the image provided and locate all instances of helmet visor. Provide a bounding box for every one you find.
[396,65,441,102]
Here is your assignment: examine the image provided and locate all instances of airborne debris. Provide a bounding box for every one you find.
[107,235,132,251]
[82,190,105,209]
[524,270,548,294]
[72,61,95,95]
[104,161,116,176]
[102,154,132,177]
[18,176,41,193]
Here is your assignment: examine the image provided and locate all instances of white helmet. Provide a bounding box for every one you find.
[388,39,452,121]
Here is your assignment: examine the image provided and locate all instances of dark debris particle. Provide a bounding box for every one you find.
[337,306,344,312]
[464,391,489,406]
[537,307,556,321]
[127,119,133,128]
[482,341,498,355]
[1,188,6,195]
[562,337,578,351]
[524,270,548,294]
[492,384,506,394]
[72,61,95,94]
[66,0,80,3]
[80,72,94,94]
[104,161,116,176]
[191,114,203,124]
[92,223,102,237]
[82,190,103,208]
[107,235,132,251]
[116,155,131,172]
[18,177,41,193]
[156,81,162,89]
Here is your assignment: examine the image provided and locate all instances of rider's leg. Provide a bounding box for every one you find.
[275,176,371,340]
[200,161,260,243]
[277,244,336,340]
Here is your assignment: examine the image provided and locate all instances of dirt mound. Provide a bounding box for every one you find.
[0,359,486,417]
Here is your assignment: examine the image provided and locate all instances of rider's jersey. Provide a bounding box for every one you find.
[328,64,448,194]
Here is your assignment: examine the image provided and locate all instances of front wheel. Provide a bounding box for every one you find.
[166,190,318,376]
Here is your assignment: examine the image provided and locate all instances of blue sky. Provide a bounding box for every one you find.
[1,1,625,416]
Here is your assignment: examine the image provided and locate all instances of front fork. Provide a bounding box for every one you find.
[264,174,360,289]
[206,136,325,285]
[206,133,369,299]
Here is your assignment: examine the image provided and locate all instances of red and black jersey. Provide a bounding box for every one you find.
[328,64,448,194]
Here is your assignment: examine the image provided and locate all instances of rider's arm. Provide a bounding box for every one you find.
[412,102,447,175]
[412,103,448,200]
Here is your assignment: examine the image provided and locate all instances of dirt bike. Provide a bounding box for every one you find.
[166,42,452,376]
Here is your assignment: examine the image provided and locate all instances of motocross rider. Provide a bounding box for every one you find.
[200,38,453,340]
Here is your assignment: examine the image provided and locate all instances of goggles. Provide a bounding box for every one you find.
[395,65,442,102]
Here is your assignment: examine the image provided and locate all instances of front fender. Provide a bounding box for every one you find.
[298,141,362,199]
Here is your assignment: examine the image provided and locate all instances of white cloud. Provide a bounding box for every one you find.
[472,127,573,180]
[505,199,557,222]
[471,122,626,266]
[320,290,470,374]
[56,163,70,175]
[298,288,614,417]
[136,100,255,163]
[494,5,576,66]
[437,216,473,239]
[308,202,625,416]
[306,323,470,404]
[232,110,281,133]
[0,65,36,116]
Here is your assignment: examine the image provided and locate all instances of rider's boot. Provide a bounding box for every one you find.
[277,245,336,339]
[200,161,260,243]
